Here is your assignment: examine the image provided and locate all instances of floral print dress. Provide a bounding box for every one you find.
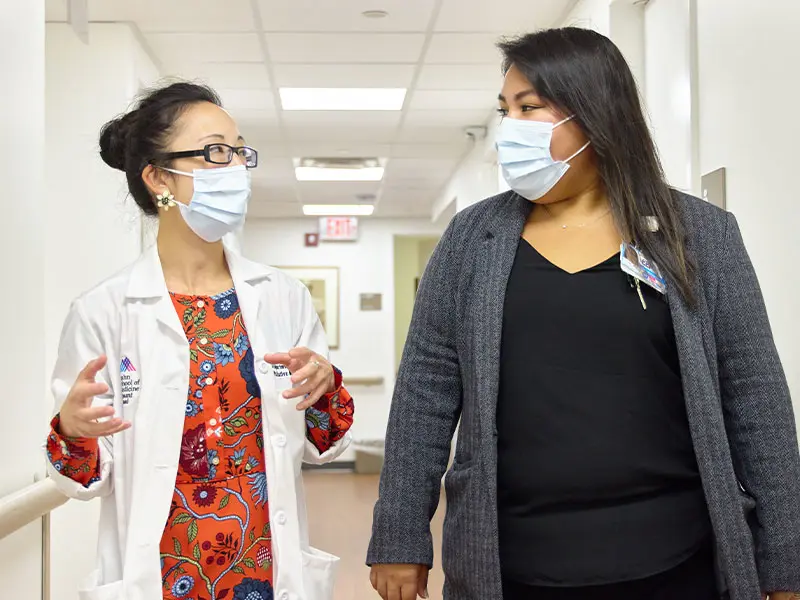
[47,288,355,600]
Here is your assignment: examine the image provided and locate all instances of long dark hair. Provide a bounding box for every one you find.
[99,82,222,216]
[498,28,695,303]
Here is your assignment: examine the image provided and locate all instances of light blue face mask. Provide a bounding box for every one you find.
[161,165,251,242]
[496,115,591,201]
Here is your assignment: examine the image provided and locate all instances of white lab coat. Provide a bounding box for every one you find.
[45,244,350,600]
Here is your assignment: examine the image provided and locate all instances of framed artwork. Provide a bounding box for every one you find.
[276,266,340,349]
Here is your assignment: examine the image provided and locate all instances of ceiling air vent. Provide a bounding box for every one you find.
[297,157,381,169]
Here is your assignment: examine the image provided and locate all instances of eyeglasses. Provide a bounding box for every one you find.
[159,143,259,168]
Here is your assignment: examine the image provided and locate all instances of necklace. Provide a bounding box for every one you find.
[542,204,611,230]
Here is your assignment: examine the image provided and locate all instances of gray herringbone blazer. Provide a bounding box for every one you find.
[367,191,800,599]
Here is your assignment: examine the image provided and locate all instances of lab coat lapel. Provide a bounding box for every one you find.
[126,244,185,342]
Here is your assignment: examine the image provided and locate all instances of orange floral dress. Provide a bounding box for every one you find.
[47,287,354,600]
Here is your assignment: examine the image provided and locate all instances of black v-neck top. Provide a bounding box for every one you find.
[496,239,710,586]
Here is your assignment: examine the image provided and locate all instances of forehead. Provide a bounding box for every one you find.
[171,102,239,140]
[500,65,537,96]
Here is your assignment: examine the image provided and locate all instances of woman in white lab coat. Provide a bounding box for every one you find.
[44,82,354,600]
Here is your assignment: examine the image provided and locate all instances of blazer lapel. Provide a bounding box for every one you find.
[474,193,530,436]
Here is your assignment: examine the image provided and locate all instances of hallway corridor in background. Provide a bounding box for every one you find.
[305,472,445,600]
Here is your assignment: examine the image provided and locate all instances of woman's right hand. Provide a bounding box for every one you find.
[370,563,429,600]
[57,356,131,438]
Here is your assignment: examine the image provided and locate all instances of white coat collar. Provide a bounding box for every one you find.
[126,243,272,299]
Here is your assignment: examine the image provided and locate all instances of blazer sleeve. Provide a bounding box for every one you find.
[715,213,800,592]
[367,217,463,567]
[293,282,353,465]
[44,299,115,500]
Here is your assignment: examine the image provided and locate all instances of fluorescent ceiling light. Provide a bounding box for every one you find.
[280,88,406,111]
[303,204,375,216]
[295,166,385,182]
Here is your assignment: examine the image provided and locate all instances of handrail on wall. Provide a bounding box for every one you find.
[0,478,67,541]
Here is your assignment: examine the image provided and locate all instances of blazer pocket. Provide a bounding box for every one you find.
[302,547,339,600]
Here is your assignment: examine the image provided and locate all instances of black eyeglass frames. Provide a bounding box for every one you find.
[159,143,258,168]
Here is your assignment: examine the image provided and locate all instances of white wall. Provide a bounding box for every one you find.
[243,218,445,455]
[436,122,501,215]
[561,0,611,34]
[695,0,799,406]
[0,1,46,599]
[45,23,158,600]
[644,0,695,192]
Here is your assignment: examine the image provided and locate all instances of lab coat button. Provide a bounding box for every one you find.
[275,511,287,525]
[258,361,269,374]
[274,435,286,448]
[278,591,289,600]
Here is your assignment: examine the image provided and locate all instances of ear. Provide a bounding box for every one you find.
[142,164,174,197]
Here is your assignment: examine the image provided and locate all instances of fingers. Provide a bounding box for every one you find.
[401,583,418,600]
[79,405,116,421]
[418,568,429,599]
[263,353,292,367]
[377,576,388,600]
[370,568,378,591]
[77,356,107,382]
[84,418,131,438]
[288,347,313,360]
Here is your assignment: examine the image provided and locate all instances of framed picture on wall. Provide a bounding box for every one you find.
[276,266,340,349]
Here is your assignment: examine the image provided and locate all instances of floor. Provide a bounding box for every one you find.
[304,471,446,600]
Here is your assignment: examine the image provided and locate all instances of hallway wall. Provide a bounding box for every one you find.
[243,218,445,456]
[44,23,158,600]
[0,1,46,599]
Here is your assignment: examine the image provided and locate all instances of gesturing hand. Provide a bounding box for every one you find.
[58,356,131,438]
[766,593,800,599]
[370,563,429,600]
[264,347,336,411]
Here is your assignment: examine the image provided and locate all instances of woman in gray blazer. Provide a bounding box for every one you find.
[367,28,800,600]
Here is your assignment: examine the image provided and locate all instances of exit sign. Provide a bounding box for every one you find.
[319,217,359,241]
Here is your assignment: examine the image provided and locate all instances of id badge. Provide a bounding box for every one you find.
[620,242,666,294]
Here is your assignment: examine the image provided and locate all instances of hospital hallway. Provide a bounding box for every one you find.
[304,471,446,600]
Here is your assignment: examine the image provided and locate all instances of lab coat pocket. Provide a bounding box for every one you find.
[302,547,339,600]
[77,570,125,600]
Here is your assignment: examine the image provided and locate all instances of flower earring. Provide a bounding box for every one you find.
[156,190,177,211]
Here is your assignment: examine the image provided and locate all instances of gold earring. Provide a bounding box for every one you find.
[156,190,177,211]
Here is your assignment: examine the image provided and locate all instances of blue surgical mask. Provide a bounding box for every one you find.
[161,165,251,242]
[496,115,591,201]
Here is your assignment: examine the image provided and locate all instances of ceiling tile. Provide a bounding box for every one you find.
[425,33,502,64]
[272,63,416,89]
[251,158,295,182]
[267,33,426,64]
[417,64,503,91]
[397,124,473,144]
[281,111,401,129]
[171,63,271,90]
[390,144,467,160]
[282,125,397,144]
[408,90,494,111]
[217,89,275,111]
[287,142,395,159]
[257,0,436,32]
[434,0,569,33]
[81,0,255,32]
[298,181,382,202]
[146,33,262,65]
[404,109,495,129]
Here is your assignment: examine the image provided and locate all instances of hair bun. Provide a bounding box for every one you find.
[99,112,136,171]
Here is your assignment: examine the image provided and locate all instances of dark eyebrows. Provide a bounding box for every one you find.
[197,133,247,143]
[497,88,540,103]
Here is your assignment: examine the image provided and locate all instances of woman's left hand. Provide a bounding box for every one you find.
[264,347,336,411]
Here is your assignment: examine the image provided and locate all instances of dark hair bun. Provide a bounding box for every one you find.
[99,112,136,171]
